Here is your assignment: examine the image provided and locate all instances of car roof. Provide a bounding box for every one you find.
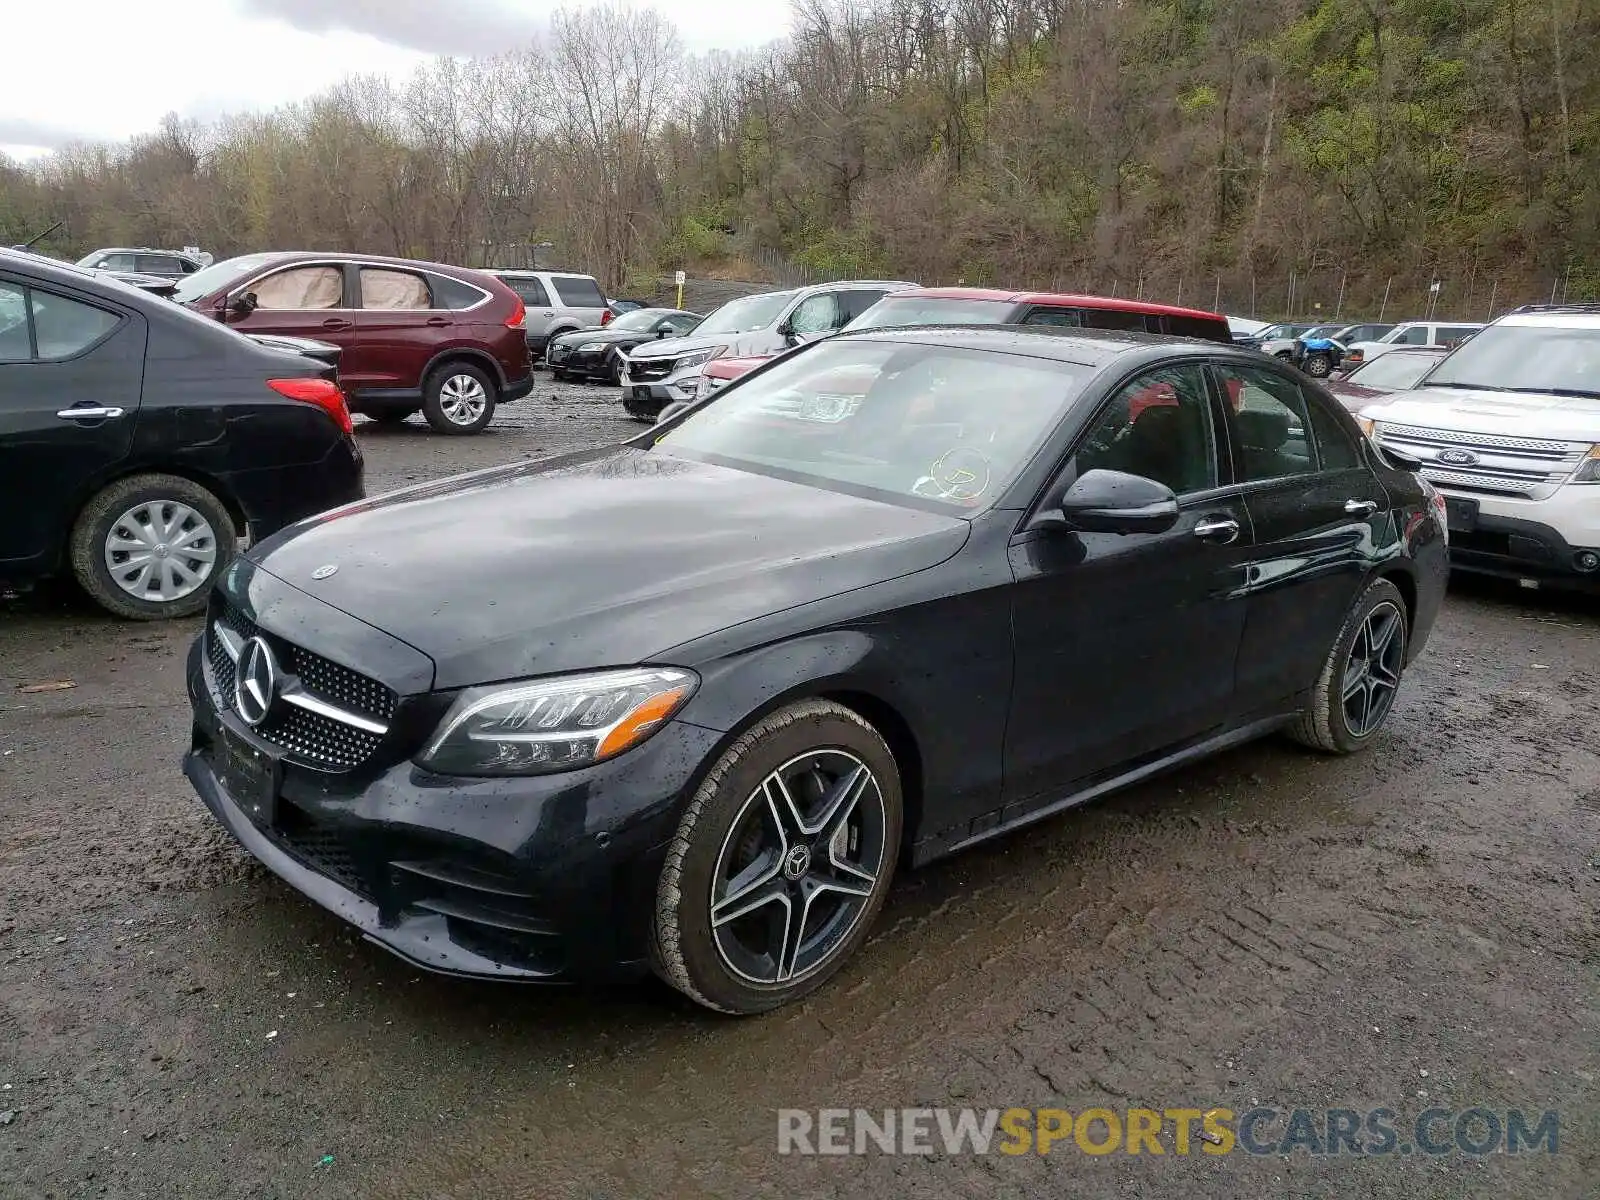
[838,322,1253,367]
[887,286,1225,321]
[235,250,490,278]
[85,247,196,256]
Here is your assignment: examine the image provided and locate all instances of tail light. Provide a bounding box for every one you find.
[601,308,614,326]
[505,295,526,328]
[268,377,353,435]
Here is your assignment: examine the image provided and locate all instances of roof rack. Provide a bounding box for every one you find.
[1508,303,1600,315]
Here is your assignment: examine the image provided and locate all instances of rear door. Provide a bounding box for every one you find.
[549,274,609,327]
[502,275,553,345]
[345,264,439,392]
[0,275,145,571]
[1209,359,1385,712]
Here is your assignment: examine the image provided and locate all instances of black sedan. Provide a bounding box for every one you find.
[182,326,1448,1013]
[0,248,364,619]
[547,307,701,382]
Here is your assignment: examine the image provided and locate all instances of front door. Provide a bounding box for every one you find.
[224,262,361,374]
[1004,362,1253,806]
[1208,360,1384,711]
[0,276,145,571]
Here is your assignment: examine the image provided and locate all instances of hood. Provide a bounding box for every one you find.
[246,446,969,689]
[623,330,727,361]
[704,354,772,381]
[1326,380,1385,410]
[553,325,667,349]
[1362,386,1600,444]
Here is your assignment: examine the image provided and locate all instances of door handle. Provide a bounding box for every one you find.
[1344,499,1379,516]
[426,316,449,327]
[56,405,125,421]
[542,311,554,317]
[1192,516,1241,544]
[321,318,352,330]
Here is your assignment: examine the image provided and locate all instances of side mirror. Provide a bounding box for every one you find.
[1046,469,1180,535]
[227,291,258,318]
[777,318,796,344]
[655,328,666,338]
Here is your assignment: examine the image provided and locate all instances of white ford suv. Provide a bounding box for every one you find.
[1357,307,1600,589]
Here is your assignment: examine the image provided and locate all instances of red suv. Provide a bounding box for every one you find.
[692,287,1233,401]
[173,252,532,434]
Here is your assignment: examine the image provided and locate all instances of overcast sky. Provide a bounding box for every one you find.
[2,0,790,160]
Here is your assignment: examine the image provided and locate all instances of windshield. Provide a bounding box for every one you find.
[608,308,672,332]
[1423,323,1600,397]
[653,338,1085,512]
[694,291,797,336]
[1256,324,1302,340]
[846,295,1015,330]
[1346,350,1444,390]
[171,254,278,303]
[1302,325,1340,339]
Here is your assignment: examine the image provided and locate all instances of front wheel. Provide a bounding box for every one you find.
[1304,353,1334,379]
[652,700,902,1014]
[423,363,497,435]
[1288,577,1408,753]
[69,473,236,620]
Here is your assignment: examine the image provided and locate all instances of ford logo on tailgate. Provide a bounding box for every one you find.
[1435,448,1480,467]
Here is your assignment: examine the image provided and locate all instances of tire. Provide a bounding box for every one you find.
[1304,353,1334,379]
[422,362,497,435]
[1287,577,1408,754]
[652,700,903,1014]
[69,473,236,621]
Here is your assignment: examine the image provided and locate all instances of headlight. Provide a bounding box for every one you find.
[418,667,698,777]
[1571,445,1600,483]
[674,346,725,372]
[696,374,728,400]
[1357,416,1377,438]
[578,342,607,353]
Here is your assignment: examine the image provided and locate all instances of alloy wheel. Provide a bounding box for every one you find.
[1306,355,1332,377]
[710,750,888,986]
[439,374,488,425]
[103,500,218,603]
[1342,601,1404,737]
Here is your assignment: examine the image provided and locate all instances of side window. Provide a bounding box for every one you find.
[31,290,121,360]
[1305,395,1362,470]
[429,275,485,310]
[789,292,840,335]
[360,267,430,310]
[98,253,137,272]
[666,314,699,334]
[1071,363,1218,496]
[839,290,886,323]
[1395,326,1429,345]
[1213,363,1315,482]
[1167,315,1229,342]
[1083,308,1151,333]
[136,254,180,276]
[1438,326,1477,346]
[0,282,31,361]
[550,275,606,307]
[251,265,343,309]
[507,277,550,307]
[1021,307,1084,328]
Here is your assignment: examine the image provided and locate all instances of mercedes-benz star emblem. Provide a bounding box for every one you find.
[311,563,339,580]
[783,844,812,881]
[234,637,280,728]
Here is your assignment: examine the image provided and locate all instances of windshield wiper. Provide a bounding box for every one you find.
[1425,382,1600,399]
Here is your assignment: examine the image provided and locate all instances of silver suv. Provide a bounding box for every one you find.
[76,247,207,277]
[491,270,611,360]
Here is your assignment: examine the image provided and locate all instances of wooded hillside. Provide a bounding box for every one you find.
[2,0,1594,317]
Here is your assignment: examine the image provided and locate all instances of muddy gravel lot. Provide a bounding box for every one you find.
[1,376,1596,1199]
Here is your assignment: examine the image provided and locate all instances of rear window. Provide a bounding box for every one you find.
[136,254,183,276]
[1083,308,1154,333]
[551,275,606,307]
[846,295,1016,330]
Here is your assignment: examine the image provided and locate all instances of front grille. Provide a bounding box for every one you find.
[547,342,570,363]
[207,597,396,772]
[1374,422,1587,499]
[627,357,675,382]
[273,802,376,902]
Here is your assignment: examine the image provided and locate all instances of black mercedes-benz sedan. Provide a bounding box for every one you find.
[546,307,702,383]
[183,326,1448,1013]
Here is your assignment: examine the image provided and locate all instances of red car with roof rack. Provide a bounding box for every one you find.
[692,287,1232,401]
